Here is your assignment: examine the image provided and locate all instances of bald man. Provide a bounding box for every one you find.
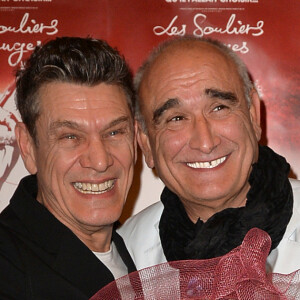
[119,36,300,275]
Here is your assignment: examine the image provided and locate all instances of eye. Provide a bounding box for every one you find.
[57,133,80,147]
[105,127,127,138]
[168,115,185,122]
[213,105,228,112]
[109,130,119,136]
[64,134,77,140]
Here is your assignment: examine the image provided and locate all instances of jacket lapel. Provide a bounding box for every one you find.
[8,175,135,296]
[8,176,115,295]
[112,230,136,273]
[54,229,114,295]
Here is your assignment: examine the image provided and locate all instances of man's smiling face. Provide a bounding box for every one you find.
[19,81,136,233]
[138,42,261,221]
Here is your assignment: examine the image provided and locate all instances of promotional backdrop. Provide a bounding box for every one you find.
[0,0,299,221]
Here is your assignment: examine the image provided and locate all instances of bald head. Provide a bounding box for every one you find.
[134,37,254,130]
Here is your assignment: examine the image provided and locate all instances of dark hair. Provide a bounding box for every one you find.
[15,37,134,142]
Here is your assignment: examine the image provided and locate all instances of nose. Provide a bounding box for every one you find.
[79,138,113,172]
[188,117,219,154]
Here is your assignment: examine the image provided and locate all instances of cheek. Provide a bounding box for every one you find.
[42,148,81,181]
[155,130,188,161]
[220,115,259,165]
[122,150,135,175]
[219,114,255,142]
[112,142,135,169]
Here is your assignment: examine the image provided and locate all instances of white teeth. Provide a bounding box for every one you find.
[187,156,226,169]
[91,184,98,192]
[73,180,115,194]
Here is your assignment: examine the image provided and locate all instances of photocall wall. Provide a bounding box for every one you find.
[0,0,299,221]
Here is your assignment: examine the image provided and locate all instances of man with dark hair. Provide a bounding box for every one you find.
[119,36,300,274]
[0,37,137,299]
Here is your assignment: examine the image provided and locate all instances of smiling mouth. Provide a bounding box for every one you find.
[186,156,227,169]
[73,180,115,194]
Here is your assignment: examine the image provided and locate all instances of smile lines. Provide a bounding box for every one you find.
[187,156,226,169]
[73,180,115,194]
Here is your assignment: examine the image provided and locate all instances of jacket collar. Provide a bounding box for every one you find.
[6,175,135,295]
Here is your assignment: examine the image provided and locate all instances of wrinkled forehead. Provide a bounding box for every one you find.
[36,82,133,127]
[139,42,242,106]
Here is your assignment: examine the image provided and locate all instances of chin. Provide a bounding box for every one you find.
[189,187,229,203]
[86,210,121,226]
[79,216,116,228]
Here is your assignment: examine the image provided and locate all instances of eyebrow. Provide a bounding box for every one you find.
[152,88,237,124]
[49,120,80,134]
[103,116,131,131]
[153,98,180,124]
[205,88,238,103]
[49,116,131,134]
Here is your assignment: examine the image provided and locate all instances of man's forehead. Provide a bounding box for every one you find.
[36,82,132,128]
[142,43,234,91]
[150,41,225,71]
[140,45,240,101]
[38,81,128,108]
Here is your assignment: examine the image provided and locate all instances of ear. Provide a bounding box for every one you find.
[249,89,262,141]
[136,123,155,169]
[15,122,38,174]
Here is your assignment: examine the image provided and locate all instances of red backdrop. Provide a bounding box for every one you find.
[0,0,299,214]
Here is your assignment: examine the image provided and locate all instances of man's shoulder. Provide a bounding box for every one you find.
[267,179,300,274]
[290,178,300,218]
[0,210,26,275]
[118,201,163,238]
[290,178,300,190]
[118,201,167,270]
[0,222,26,298]
[0,203,18,232]
[290,178,300,207]
[281,178,300,239]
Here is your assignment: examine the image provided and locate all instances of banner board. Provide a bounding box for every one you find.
[1,1,299,219]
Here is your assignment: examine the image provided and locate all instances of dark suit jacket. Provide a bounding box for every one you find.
[0,175,136,299]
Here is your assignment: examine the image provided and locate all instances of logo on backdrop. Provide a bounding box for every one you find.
[0,84,19,190]
[0,12,58,67]
[153,13,264,54]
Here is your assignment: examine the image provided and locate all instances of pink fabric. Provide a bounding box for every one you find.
[91,228,300,299]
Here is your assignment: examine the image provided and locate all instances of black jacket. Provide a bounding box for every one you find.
[0,175,136,299]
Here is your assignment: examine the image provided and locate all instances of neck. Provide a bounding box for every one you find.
[181,186,249,224]
[74,225,113,252]
[36,193,113,252]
